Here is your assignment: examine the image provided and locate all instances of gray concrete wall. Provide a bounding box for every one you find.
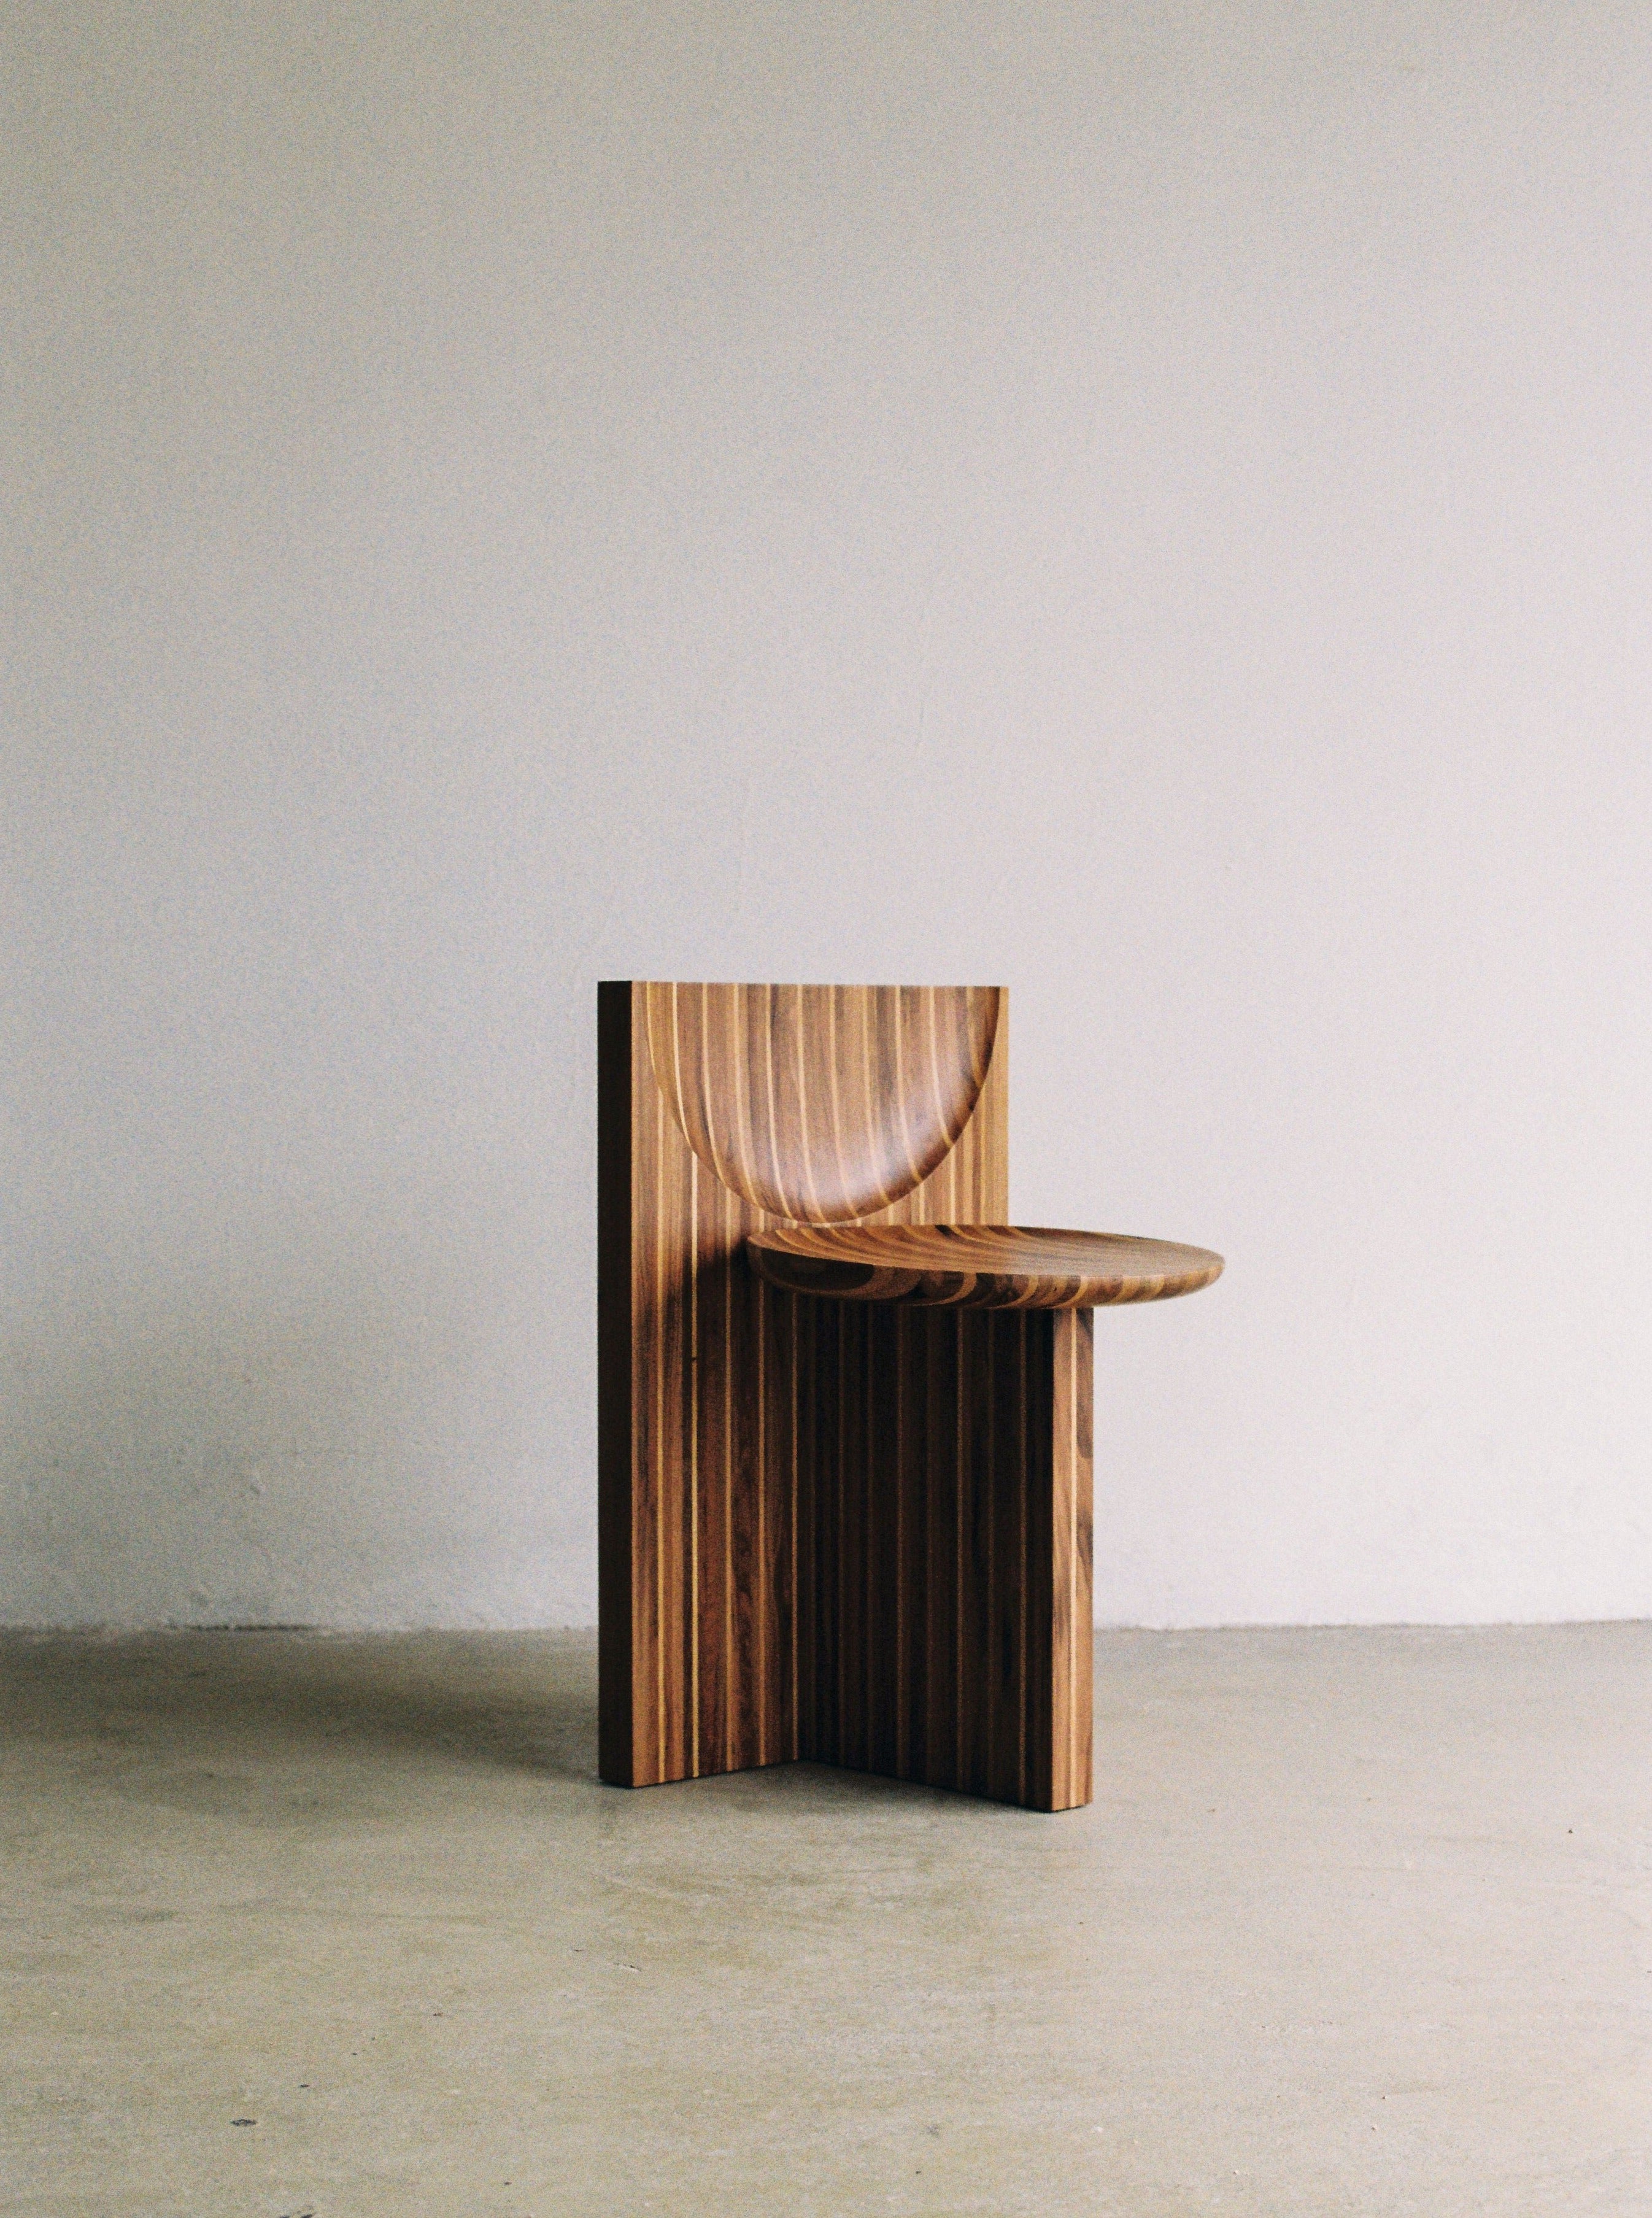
[5,2,1650,1629]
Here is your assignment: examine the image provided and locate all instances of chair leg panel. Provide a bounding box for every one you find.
[795,1305,1095,1811]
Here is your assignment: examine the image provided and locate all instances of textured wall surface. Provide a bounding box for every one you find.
[5,2,1650,1628]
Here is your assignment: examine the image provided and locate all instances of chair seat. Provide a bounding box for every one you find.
[746,1224,1224,1310]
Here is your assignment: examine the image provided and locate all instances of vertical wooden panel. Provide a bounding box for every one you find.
[1027,1309,1094,1812]
[1056,1308,1095,1809]
[793,1301,1094,1811]
[596,984,636,1784]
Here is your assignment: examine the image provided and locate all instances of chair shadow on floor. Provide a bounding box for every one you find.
[0,1628,604,1788]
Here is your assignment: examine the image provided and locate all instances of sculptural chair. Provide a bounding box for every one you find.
[598,983,1221,1812]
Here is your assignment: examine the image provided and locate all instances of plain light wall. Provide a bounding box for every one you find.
[5,2,1650,1629]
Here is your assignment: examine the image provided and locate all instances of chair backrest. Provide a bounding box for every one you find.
[640,981,1000,1222]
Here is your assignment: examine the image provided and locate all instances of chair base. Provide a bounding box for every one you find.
[601,1298,1092,1814]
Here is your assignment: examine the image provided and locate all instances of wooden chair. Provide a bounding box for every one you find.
[598,983,1221,1810]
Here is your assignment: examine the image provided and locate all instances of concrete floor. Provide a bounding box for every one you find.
[2,1629,1650,2217]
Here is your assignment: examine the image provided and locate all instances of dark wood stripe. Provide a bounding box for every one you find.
[596,983,635,1783]
[924,1305,959,1787]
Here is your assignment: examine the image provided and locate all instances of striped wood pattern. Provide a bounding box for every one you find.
[801,1304,1093,1808]
[749,1223,1225,1309]
[643,983,1001,1223]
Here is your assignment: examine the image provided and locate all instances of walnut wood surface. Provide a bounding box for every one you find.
[802,1303,1092,1808]
[747,1223,1225,1309]
[643,982,1000,1223]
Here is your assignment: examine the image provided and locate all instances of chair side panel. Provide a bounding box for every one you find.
[598,981,704,1785]
[1032,1308,1095,1810]
[601,983,798,1785]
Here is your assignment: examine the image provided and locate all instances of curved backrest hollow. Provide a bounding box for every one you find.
[644,982,1001,1223]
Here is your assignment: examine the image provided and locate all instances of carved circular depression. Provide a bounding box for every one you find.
[645,983,1000,1223]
